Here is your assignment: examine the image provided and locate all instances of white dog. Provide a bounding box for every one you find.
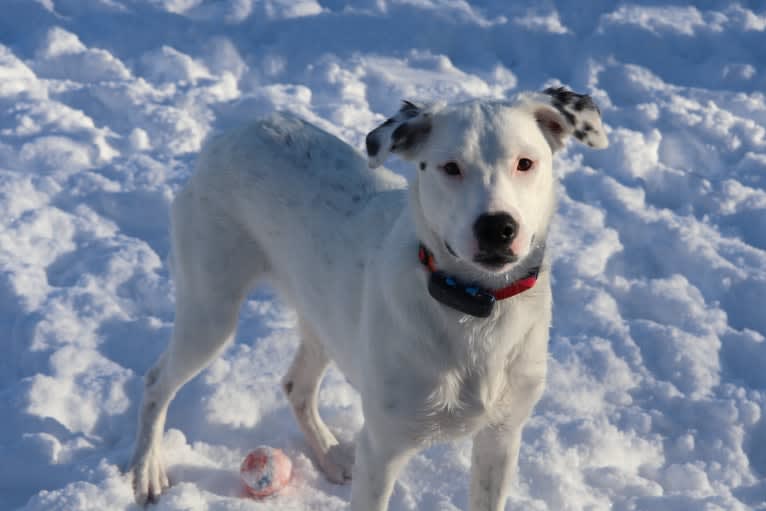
[129,87,607,510]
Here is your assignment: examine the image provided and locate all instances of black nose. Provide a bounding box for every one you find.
[473,212,517,252]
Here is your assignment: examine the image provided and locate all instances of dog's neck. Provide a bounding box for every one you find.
[407,182,548,293]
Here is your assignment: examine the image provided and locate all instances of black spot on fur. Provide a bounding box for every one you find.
[551,100,576,126]
[574,130,586,140]
[391,121,431,152]
[543,86,600,114]
[584,122,594,132]
[391,123,409,143]
[284,381,293,394]
[544,86,577,104]
[384,398,399,411]
[400,100,420,118]
[145,367,159,386]
[366,133,380,157]
[419,161,426,171]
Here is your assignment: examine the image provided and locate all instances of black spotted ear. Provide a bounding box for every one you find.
[366,101,432,168]
[527,87,608,152]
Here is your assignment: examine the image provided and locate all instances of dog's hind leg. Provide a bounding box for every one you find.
[282,322,354,483]
[130,186,265,504]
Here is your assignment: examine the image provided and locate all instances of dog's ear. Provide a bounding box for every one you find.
[366,101,432,168]
[530,87,608,152]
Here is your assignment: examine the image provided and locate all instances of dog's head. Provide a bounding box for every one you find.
[366,88,608,276]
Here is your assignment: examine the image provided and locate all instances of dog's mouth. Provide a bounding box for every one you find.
[445,241,518,269]
[473,251,518,269]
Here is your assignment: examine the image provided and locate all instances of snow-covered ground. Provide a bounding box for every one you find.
[1,1,765,509]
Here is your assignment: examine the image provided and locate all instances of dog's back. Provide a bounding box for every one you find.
[179,113,406,377]
[194,112,404,221]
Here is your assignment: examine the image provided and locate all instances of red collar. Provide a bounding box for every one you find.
[418,244,539,301]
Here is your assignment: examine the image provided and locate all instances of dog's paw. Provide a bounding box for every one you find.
[319,441,355,484]
[130,449,170,505]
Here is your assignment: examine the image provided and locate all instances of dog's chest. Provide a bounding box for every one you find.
[425,368,502,435]
[381,353,513,440]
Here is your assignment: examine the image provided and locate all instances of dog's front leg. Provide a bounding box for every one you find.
[350,424,416,511]
[470,372,546,509]
[470,314,550,510]
[469,423,525,511]
[470,377,546,511]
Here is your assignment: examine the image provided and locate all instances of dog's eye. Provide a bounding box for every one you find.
[442,162,462,176]
[517,158,534,172]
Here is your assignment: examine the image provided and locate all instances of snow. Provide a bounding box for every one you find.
[0,0,765,509]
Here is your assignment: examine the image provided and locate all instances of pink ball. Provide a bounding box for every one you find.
[240,446,292,498]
